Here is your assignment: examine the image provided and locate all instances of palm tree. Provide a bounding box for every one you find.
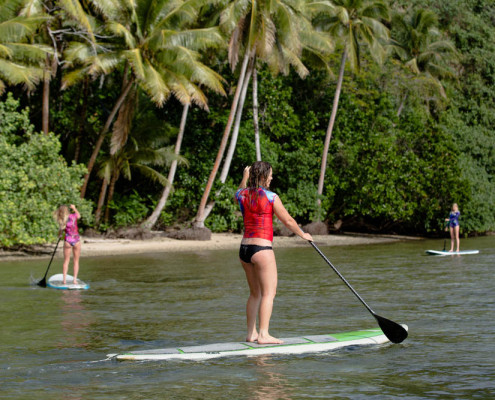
[193,0,334,227]
[63,0,225,198]
[0,0,50,95]
[142,102,189,229]
[389,8,458,117]
[93,100,184,226]
[313,0,390,213]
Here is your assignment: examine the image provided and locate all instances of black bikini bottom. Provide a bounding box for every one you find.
[239,244,273,263]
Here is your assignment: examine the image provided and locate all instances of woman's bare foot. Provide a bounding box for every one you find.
[257,334,283,345]
[246,334,258,343]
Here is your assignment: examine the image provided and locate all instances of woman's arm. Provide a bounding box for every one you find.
[70,204,81,219]
[273,197,313,241]
[239,166,250,189]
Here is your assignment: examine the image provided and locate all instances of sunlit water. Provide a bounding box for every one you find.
[0,236,493,399]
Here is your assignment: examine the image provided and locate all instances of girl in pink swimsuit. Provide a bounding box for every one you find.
[235,161,313,344]
[53,204,82,284]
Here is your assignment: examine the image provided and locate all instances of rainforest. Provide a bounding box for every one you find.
[1,0,494,246]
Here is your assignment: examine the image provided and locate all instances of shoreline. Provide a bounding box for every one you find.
[0,232,423,262]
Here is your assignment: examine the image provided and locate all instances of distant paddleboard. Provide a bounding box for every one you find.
[108,327,407,361]
[47,274,89,290]
[425,249,479,256]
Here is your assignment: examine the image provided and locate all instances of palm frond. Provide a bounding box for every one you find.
[0,58,43,89]
[140,60,170,106]
[58,0,95,41]
[129,164,169,186]
[0,16,48,42]
[107,21,136,48]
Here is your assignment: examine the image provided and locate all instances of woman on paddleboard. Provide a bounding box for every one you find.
[445,203,460,252]
[53,204,81,284]
[235,161,313,344]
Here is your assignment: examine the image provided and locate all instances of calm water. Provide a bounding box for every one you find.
[1,236,493,399]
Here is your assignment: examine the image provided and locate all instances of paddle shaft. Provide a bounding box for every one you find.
[38,238,61,287]
[309,241,375,315]
[309,241,408,344]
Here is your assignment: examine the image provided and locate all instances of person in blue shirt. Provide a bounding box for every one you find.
[445,203,460,252]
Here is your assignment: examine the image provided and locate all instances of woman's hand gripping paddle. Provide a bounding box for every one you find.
[309,241,408,344]
[37,238,61,288]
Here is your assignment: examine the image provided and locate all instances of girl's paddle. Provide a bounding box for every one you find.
[37,238,61,288]
[309,241,408,344]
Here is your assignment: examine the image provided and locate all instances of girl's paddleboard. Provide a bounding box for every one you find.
[108,326,407,361]
[425,249,479,256]
[47,274,89,290]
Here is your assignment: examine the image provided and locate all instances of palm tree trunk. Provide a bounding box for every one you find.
[94,178,109,226]
[80,79,134,198]
[142,103,190,229]
[193,50,252,228]
[74,77,90,162]
[317,48,347,210]
[104,168,119,224]
[219,61,254,182]
[42,55,51,135]
[202,61,254,220]
[252,66,261,161]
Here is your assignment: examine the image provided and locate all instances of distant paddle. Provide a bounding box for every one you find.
[309,241,408,344]
[37,238,61,288]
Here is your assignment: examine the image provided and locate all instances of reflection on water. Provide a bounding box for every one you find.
[58,291,92,349]
[0,236,494,399]
[248,356,293,400]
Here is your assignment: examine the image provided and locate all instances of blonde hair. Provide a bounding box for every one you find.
[452,203,459,211]
[53,205,70,230]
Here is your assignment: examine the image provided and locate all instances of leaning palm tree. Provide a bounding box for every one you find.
[63,0,225,198]
[0,0,50,95]
[313,0,390,213]
[389,8,458,117]
[142,102,189,229]
[93,100,184,226]
[193,0,334,227]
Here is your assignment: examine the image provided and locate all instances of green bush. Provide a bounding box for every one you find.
[0,93,92,247]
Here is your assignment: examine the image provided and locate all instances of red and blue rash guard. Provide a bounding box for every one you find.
[235,187,278,241]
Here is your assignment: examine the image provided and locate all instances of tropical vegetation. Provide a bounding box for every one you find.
[0,0,494,247]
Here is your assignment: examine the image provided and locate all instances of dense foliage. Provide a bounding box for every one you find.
[0,0,494,247]
[0,94,92,246]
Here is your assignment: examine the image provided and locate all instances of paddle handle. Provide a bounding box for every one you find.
[309,241,376,315]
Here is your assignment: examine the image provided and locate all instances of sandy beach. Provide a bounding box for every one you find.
[0,232,421,261]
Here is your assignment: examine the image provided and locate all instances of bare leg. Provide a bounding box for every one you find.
[62,242,71,284]
[454,225,460,252]
[72,241,81,283]
[449,226,455,252]
[251,250,283,344]
[241,259,261,342]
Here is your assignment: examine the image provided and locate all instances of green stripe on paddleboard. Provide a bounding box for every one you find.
[331,329,383,341]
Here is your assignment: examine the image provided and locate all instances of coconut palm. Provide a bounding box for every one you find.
[389,8,458,117]
[63,0,226,198]
[193,0,334,228]
[142,102,189,229]
[313,0,390,212]
[0,0,50,95]
[93,99,185,226]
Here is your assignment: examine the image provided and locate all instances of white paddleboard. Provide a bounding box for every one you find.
[425,249,479,256]
[108,326,407,361]
[47,274,89,290]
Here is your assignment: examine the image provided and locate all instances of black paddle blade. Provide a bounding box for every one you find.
[374,314,408,344]
[37,278,47,288]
